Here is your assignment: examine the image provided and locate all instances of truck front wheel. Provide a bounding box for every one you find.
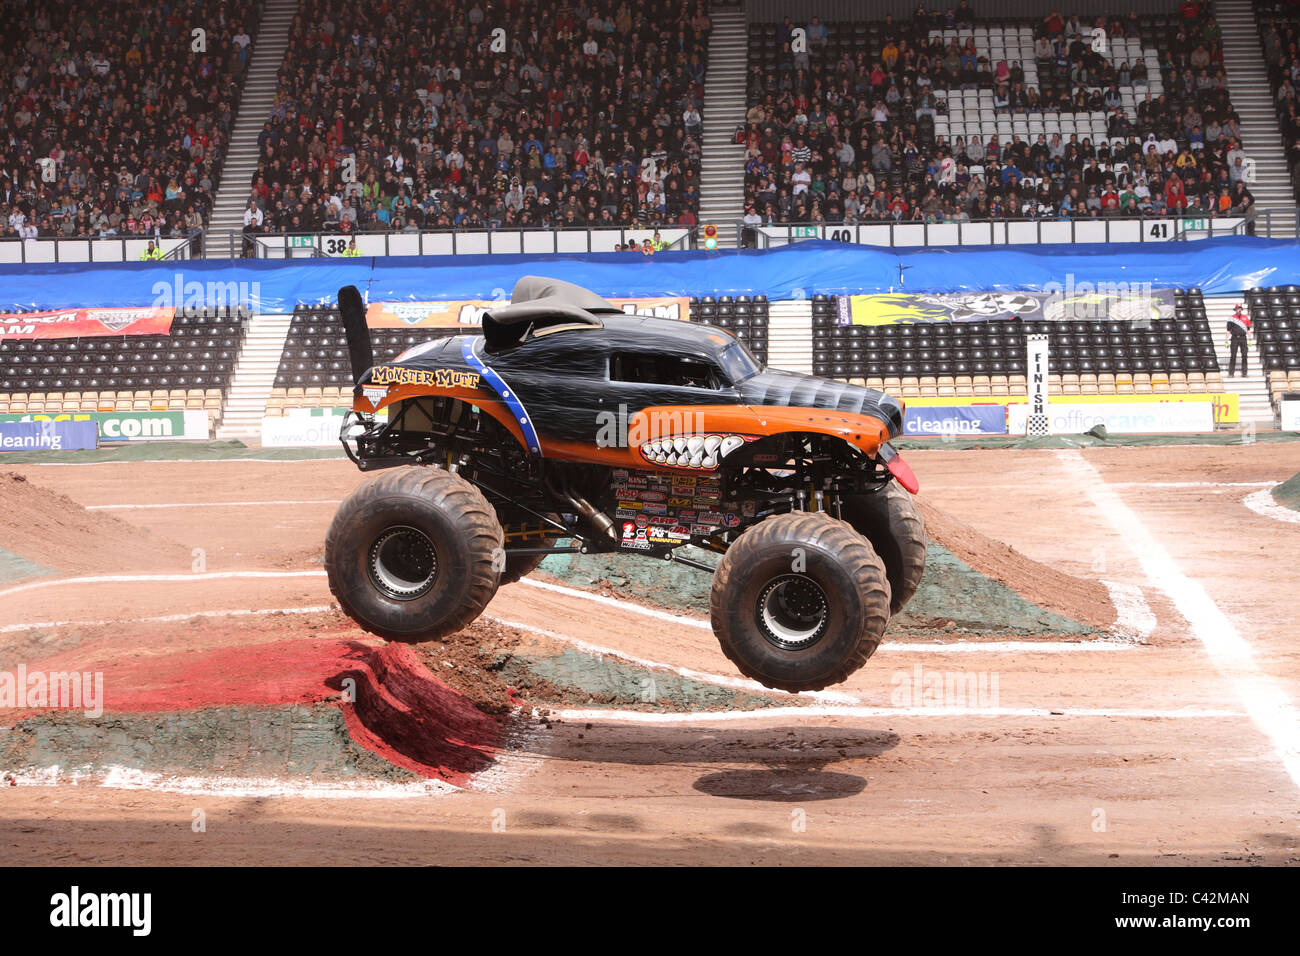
[709,512,892,692]
[325,466,503,641]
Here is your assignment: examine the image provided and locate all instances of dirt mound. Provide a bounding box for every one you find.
[0,704,417,784]
[0,471,192,574]
[917,499,1114,629]
[1272,472,1300,512]
[418,617,783,715]
[538,497,1114,633]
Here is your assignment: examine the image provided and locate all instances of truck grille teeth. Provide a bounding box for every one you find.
[635,433,752,470]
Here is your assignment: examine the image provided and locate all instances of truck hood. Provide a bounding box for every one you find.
[739,368,905,438]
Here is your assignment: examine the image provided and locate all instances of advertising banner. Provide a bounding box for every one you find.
[261,411,347,447]
[0,306,174,339]
[261,407,387,446]
[1281,398,1300,432]
[903,405,1007,436]
[903,392,1240,425]
[0,410,208,441]
[835,289,1175,326]
[365,295,691,329]
[1006,401,1213,434]
[0,419,98,452]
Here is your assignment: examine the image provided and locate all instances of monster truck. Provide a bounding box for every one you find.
[324,276,925,692]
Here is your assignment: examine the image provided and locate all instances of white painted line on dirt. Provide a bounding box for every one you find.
[1243,488,1300,526]
[519,576,713,629]
[468,719,552,794]
[4,764,459,798]
[86,499,341,510]
[0,605,336,635]
[99,766,458,798]
[1107,481,1279,489]
[1103,580,1157,643]
[553,705,1246,724]
[0,569,326,600]
[485,615,861,703]
[1061,450,1300,791]
[519,577,1135,653]
[878,640,1138,653]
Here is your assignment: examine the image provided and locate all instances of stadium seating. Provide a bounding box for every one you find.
[0,0,260,240]
[241,0,711,239]
[1244,285,1300,406]
[0,308,250,428]
[1256,0,1300,201]
[743,5,1248,225]
[811,290,1221,399]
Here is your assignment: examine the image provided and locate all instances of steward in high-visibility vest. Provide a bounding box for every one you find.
[140,241,163,260]
[342,239,361,257]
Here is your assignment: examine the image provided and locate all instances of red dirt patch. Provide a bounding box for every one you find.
[3,626,507,786]
[336,642,507,784]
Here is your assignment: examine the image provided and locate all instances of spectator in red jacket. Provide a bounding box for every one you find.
[1165,173,1188,211]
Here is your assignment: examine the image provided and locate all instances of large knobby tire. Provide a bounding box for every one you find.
[709,512,892,692]
[839,481,927,615]
[325,466,503,641]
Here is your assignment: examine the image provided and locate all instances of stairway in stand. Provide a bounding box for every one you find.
[207,0,300,258]
[1216,0,1298,238]
[216,314,293,441]
[698,7,749,249]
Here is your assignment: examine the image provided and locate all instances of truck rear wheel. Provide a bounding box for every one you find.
[839,481,927,615]
[709,512,892,692]
[325,466,503,641]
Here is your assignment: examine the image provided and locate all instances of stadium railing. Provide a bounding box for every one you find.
[226,227,695,259]
[741,212,1264,248]
[0,233,205,265]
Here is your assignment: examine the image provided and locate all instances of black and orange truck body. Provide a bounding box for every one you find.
[325,277,926,692]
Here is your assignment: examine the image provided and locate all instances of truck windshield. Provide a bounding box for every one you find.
[718,340,762,384]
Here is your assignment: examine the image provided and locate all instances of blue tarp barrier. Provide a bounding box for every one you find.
[3,236,1300,311]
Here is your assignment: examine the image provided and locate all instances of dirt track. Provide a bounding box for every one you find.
[1,442,1298,865]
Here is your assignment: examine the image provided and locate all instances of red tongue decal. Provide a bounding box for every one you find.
[887,454,920,494]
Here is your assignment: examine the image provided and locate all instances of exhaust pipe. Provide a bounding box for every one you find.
[337,285,374,394]
[544,474,618,542]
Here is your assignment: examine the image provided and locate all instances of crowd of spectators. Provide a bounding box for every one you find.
[0,0,256,245]
[241,0,711,245]
[741,2,1256,227]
